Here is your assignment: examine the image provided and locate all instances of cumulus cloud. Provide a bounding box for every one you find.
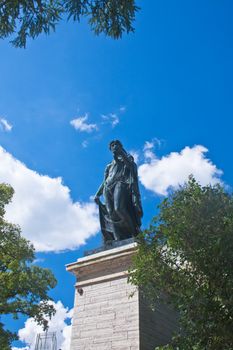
[143,141,155,160]
[71,106,125,133]
[70,113,98,133]
[101,113,120,128]
[0,117,12,131]
[143,137,164,158]
[138,145,223,196]
[12,301,73,350]
[101,106,126,128]
[0,146,99,252]
[129,150,139,164]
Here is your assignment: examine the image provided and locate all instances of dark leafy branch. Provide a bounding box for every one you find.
[0,0,139,47]
[0,183,57,349]
[130,177,233,350]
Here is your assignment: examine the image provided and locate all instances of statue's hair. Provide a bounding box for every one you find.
[109,140,123,149]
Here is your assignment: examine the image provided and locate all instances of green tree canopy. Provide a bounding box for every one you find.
[0,183,57,349]
[0,0,139,48]
[130,177,233,350]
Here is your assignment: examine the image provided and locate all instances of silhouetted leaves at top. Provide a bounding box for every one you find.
[0,0,139,47]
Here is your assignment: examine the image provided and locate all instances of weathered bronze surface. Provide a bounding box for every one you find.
[94,140,143,243]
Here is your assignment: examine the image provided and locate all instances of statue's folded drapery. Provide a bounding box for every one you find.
[95,140,143,243]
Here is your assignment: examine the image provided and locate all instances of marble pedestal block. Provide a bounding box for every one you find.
[66,243,177,350]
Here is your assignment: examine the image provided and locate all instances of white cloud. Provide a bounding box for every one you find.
[101,113,120,128]
[32,258,45,264]
[144,140,154,150]
[111,114,120,127]
[129,150,139,164]
[143,141,155,160]
[0,146,99,252]
[81,140,89,148]
[70,113,98,133]
[143,138,163,160]
[101,106,125,128]
[138,145,223,196]
[13,301,73,350]
[0,117,12,131]
[144,138,163,149]
[119,106,126,113]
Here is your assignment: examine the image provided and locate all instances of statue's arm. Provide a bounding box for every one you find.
[95,182,104,197]
[94,164,110,204]
[94,182,104,205]
[117,147,133,168]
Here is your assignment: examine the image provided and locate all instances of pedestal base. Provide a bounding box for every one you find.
[66,243,177,350]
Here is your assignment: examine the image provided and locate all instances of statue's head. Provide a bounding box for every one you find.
[109,140,122,150]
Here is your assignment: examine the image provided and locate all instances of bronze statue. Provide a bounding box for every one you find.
[94,140,143,243]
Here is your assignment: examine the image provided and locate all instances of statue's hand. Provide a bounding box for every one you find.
[94,196,100,205]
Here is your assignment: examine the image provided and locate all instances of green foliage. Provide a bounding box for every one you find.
[0,183,57,349]
[130,177,233,350]
[0,0,139,48]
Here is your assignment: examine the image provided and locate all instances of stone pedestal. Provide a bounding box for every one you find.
[66,242,177,350]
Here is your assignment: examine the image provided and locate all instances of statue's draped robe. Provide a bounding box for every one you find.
[98,155,143,243]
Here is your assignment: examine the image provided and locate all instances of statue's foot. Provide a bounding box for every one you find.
[105,240,114,247]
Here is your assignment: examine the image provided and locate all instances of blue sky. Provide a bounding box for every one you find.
[0,1,233,348]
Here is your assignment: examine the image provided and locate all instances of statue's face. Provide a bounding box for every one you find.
[110,142,117,152]
[110,141,120,153]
